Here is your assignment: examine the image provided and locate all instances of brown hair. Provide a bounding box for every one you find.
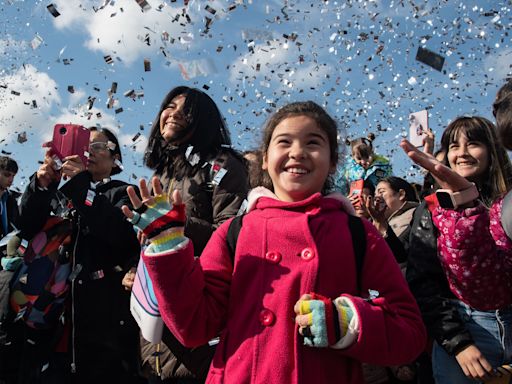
[346,133,375,160]
[493,81,512,151]
[258,101,338,193]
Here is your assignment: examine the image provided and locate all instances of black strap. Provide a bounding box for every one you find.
[225,213,366,293]
[347,215,366,295]
[226,215,244,264]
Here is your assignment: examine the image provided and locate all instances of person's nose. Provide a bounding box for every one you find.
[455,144,470,157]
[289,142,306,159]
[170,107,185,120]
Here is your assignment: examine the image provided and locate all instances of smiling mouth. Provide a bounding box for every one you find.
[285,167,309,175]
[165,121,186,130]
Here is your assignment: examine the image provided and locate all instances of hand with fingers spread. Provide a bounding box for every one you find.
[400,139,472,192]
[122,176,187,254]
[294,293,356,348]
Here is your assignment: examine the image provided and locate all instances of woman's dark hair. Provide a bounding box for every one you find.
[144,86,232,178]
[258,101,338,194]
[440,116,512,205]
[88,126,123,176]
[493,83,512,151]
[346,133,375,160]
[379,176,418,202]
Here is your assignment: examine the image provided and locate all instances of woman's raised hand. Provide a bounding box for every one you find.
[122,176,186,244]
[400,139,472,192]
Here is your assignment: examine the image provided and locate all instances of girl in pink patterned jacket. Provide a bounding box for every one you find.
[122,101,426,384]
[401,115,512,383]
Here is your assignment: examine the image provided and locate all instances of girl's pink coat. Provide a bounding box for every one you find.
[143,192,426,383]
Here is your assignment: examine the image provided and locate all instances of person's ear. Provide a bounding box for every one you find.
[398,189,406,201]
[262,152,268,170]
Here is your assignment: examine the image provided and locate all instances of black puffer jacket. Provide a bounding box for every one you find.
[19,171,141,383]
[405,201,473,355]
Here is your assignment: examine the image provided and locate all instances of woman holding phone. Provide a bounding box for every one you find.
[17,126,141,384]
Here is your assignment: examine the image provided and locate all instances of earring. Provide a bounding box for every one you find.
[114,158,124,170]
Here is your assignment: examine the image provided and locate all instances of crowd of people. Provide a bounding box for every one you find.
[0,79,510,384]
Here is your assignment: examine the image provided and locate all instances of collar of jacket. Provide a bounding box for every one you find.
[246,186,356,215]
[387,201,419,221]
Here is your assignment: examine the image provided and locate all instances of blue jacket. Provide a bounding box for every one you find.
[334,154,392,195]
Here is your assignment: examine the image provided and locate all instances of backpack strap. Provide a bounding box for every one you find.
[226,215,244,264]
[347,215,366,294]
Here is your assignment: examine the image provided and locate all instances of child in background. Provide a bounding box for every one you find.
[123,101,426,383]
[335,133,393,195]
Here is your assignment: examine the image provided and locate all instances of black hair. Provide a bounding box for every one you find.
[362,178,375,196]
[379,176,418,202]
[259,101,338,194]
[144,86,232,179]
[0,156,18,174]
[88,127,123,176]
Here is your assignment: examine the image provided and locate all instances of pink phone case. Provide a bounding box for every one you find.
[50,124,90,166]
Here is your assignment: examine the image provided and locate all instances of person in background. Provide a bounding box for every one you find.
[0,156,19,241]
[18,127,141,384]
[123,100,426,384]
[334,133,392,195]
[125,86,248,384]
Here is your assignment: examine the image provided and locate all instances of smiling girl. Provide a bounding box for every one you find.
[123,101,426,384]
[404,116,512,383]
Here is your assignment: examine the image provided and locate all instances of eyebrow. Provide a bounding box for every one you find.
[272,132,327,140]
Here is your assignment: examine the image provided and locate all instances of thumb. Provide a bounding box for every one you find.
[171,189,183,205]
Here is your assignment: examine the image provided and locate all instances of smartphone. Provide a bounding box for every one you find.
[47,124,90,166]
[409,110,429,147]
[349,179,364,208]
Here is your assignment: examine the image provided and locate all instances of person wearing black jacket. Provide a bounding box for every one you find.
[18,127,141,383]
[0,156,20,240]
[122,86,248,384]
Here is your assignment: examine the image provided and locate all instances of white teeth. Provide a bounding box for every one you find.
[286,168,308,174]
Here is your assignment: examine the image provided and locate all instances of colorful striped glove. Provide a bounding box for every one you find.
[129,194,186,253]
[295,293,354,348]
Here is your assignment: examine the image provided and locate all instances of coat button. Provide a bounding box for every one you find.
[265,251,282,264]
[259,309,275,326]
[300,247,315,261]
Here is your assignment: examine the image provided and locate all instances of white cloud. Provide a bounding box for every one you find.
[484,48,512,81]
[50,0,206,65]
[0,64,61,141]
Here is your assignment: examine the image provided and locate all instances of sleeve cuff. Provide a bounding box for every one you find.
[145,237,190,256]
[330,296,360,349]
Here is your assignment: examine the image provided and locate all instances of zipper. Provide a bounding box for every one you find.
[70,218,81,374]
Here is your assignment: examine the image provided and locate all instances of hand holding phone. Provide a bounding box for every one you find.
[349,179,364,208]
[43,124,90,168]
[409,110,429,147]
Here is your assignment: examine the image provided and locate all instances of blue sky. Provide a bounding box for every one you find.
[0,0,511,192]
